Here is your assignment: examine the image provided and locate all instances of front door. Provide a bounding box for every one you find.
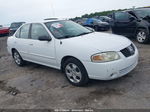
[28,23,57,68]
[112,12,137,36]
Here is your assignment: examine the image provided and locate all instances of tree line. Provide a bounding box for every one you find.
[72,6,150,20]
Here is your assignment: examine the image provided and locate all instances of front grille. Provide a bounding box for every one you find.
[120,44,135,57]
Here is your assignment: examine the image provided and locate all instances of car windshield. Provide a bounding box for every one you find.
[45,20,93,39]
[10,23,24,28]
[134,8,150,18]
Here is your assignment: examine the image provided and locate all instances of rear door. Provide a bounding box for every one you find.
[28,23,57,67]
[14,24,31,59]
[112,12,137,36]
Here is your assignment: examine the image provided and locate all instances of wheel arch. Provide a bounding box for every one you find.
[61,56,85,72]
[136,27,149,36]
[11,48,17,58]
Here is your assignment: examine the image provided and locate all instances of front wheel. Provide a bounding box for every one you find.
[136,29,150,44]
[63,58,89,86]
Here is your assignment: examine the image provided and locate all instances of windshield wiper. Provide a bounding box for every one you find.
[76,32,93,36]
[58,32,93,39]
[59,35,76,39]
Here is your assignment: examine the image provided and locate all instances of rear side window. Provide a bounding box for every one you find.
[20,24,30,39]
[15,29,20,38]
[31,23,49,40]
[115,12,129,22]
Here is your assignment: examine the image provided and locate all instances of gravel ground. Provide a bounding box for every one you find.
[0,34,150,110]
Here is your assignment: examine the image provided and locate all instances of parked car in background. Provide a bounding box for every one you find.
[7,19,138,86]
[75,18,87,25]
[0,25,9,37]
[111,8,150,44]
[9,22,25,35]
[83,18,110,31]
[98,16,113,23]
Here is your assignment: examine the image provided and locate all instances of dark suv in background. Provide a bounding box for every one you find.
[111,8,150,44]
[9,22,25,35]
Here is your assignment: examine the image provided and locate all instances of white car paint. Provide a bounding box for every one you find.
[7,20,138,80]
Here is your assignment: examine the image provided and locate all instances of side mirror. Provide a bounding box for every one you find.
[38,36,51,41]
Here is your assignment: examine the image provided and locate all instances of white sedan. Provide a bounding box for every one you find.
[7,19,138,86]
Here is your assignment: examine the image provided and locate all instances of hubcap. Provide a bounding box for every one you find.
[14,52,21,65]
[137,31,146,43]
[65,63,82,83]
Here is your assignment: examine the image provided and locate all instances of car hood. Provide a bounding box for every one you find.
[143,16,150,23]
[62,32,131,52]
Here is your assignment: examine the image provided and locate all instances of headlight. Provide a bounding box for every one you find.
[91,51,120,62]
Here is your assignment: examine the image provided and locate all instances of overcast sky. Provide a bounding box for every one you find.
[0,0,149,25]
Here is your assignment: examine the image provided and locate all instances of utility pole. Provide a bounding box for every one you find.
[132,6,135,10]
[50,0,55,17]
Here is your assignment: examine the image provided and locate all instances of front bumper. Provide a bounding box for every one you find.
[82,48,138,80]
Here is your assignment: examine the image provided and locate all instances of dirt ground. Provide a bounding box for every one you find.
[0,34,150,109]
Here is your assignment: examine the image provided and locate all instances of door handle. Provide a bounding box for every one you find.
[29,44,33,46]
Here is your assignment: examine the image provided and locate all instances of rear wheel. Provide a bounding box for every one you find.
[63,58,89,86]
[136,29,149,44]
[12,50,25,66]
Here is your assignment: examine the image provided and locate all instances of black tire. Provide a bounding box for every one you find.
[62,58,89,86]
[12,50,25,66]
[94,25,99,31]
[136,29,150,44]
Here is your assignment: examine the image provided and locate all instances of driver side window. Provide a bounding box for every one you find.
[31,23,50,40]
[115,12,130,22]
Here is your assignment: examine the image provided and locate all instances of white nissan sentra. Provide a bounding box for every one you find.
[7,19,138,86]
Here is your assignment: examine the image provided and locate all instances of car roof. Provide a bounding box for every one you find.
[24,18,69,24]
[18,18,69,26]
[43,18,68,23]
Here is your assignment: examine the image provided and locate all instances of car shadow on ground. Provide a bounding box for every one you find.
[23,60,136,89]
